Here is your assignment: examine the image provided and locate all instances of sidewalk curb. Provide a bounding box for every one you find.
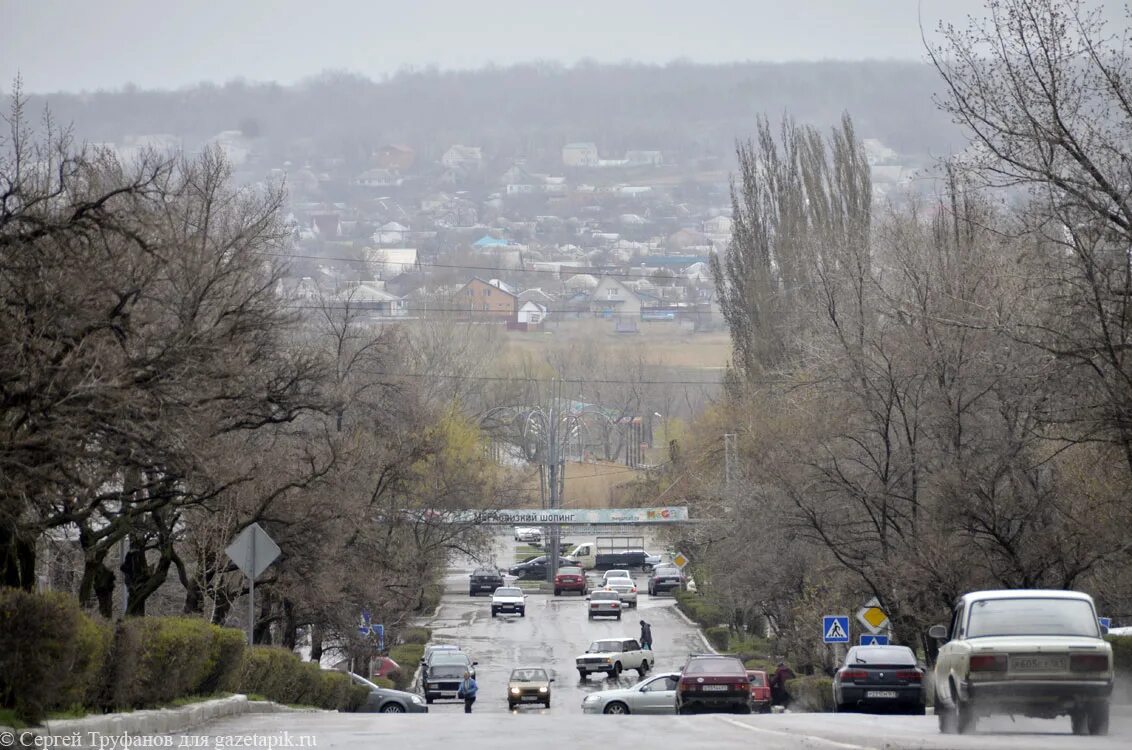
[1,695,304,747]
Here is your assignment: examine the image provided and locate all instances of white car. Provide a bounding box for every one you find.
[930,589,1113,736]
[514,526,542,543]
[586,589,623,620]
[491,586,527,617]
[582,672,680,714]
[601,575,638,607]
[576,637,652,680]
[602,569,632,584]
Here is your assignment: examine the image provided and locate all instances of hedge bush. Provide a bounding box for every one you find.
[372,676,395,690]
[387,644,425,691]
[0,589,112,723]
[704,625,730,651]
[673,589,726,628]
[1106,635,1132,673]
[238,646,367,710]
[399,626,432,645]
[786,676,835,712]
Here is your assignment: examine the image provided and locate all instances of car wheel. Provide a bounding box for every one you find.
[519,608,526,617]
[676,704,692,715]
[1087,701,1110,736]
[734,704,752,714]
[603,701,630,715]
[588,613,594,620]
[578,670,588,681]
[543,699,550,708]
[613,661,623,676]
[1071,708,1089,735]
[508,702,517,710]
[956,699,977,734]
[638,659,649,675]
[380,702,405,713]
[554,588,560,596]
[616,613,622,620]
[491,609,497,617]
[425,696,434,705]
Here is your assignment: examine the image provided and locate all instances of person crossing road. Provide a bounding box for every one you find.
[639,619,653,649]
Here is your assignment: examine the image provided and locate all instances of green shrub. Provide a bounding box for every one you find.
[109,617,219,708]
[744,657,775,673]
[786,676,835,712]
[705,625,731,651]
[673,589,726,628]
[399,626,432,645]
[0,589,112,724]
[202,627,247,695]
[387,644,425,691]
[372,677,395,690]
[1106,635,1132,673]
[237,646,367,710]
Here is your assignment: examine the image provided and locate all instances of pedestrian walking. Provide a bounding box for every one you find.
[639,619,653,649]
[770,661,795,707]
[457,671,478,713]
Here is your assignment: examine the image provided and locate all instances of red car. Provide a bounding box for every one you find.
[747,670,772,713]
[676,655,753,714]
[554,566,588,596]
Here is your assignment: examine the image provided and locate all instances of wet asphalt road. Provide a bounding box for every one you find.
[422,532,708,714]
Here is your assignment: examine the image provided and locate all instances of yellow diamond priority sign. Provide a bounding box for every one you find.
[856,597,889,634]
[673,552,689,569]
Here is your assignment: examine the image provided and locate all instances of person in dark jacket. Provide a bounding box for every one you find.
[639,619,653,649]
[770,661,795,706]
[457,671,478,713]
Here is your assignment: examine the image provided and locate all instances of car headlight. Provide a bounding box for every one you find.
[583,695,600,704]
[604,657,612,663]
[510,687,521,694]
[539,687,548,693]
[410,695,424,704]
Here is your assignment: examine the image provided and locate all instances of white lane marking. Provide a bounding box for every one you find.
[717,717,877,750]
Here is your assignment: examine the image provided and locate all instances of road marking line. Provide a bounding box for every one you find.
[717,717,877,750]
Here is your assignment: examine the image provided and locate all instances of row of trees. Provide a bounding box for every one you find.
[0,92,512,657]
[675,0,1132,669]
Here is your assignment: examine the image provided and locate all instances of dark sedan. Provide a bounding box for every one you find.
[468,567,504,596]
[345,671,428,713]
[508,555,573,580]
[832,645,926,714]
[647,564,685,596]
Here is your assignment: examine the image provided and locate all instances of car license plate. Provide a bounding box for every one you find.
[522,695,539,701]
[866,690,898,698]
[1012,655,1067,672]
[429,683,440,689]
[702,685,728,691]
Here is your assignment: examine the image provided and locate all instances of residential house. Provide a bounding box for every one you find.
[624,150,663,167]
[311,213,341,238]
[373,144,416,171]
[355,168,402,188]
[518,288,557,307]
[459,277,519,320]
[372,221,409,245]
[562,142,599,167]
[590,276,643,318]
[703,216,732,235]
[340,283,407,317]
[517,301,548,325]
[365,247,418,276]
[441,145,484,170]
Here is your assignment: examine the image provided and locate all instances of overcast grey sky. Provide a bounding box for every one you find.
[1,0,1122,93]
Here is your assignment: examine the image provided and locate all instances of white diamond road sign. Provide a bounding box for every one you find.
[823,615,850,643]
[225,522,281,580]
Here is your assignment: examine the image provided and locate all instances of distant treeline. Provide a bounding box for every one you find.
[10,61,961,168]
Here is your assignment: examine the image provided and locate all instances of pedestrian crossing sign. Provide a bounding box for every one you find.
[823,615,850,643]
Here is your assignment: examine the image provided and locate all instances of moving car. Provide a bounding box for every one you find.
[508,555,573,580]
[581,672,680,714]
[746,670,772,713]
[491,586,527,617]
[565,537,649,570]
[345,671,429,713]
[507,667,554,708]
[586,590,623,620]
[675,654,752,714]
[576,637,651,680]
[514,526,542,543]
[832,645,925,714]
[554,566,587,596]
[930,589,1113,736]
[647,564,685,596]
[423,652,478,704]
[420,644,462,670]
[601,576,638,607]
[468,567,504,596]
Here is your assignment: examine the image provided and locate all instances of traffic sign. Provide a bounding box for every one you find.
[856,598,889,634]
[375,623,385,651]
[1099,617,1112,631]
[673,551,689,569]
[225,523,282,645]
[823,615,850,643]
[860,634,890,646]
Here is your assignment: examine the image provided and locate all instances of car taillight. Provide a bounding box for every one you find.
[734,682,747,691]
[894,670,922,682]
[630,586,637,592]
[969,654,1007,672]
[839,669,868,681]
[1070,654,1109,672]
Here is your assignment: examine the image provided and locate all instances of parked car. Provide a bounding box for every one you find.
[468,567,504,596]
[930,589,1113,736]
[514,526,542,543]
[345,671,428,713]
[423,652,478,704]
[554,566,587,596]
[491,586,527,617]
[507,666,554,708]
[647,564,685,596]
[586,590,623,620]
[576,637,651,680]
[601,577,638,607]
[420,644,462,669]
[581,672,680,714]
[508,555,573,580]
[675,654,752,714]
[832,645,925,714]
[746,670,772,713]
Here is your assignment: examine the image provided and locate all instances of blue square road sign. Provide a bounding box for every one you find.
[823,615,850,643]
[860,634,889,646]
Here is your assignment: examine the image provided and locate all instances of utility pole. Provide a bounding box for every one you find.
[546,379,562,584]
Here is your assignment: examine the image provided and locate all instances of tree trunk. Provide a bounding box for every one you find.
[0,520,37,591]
[310,624,324,663]
[281,598,298,651]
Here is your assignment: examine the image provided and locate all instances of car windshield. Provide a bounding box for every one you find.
[495,587,522,596]
[349,672,379,689]
[430,665,466,678]
[747,672,766,686]
[591,591,619,601]
[588,640,623,652]
[473,569,497,576]
[606,571,630,579]
[966,598,1100,638]
[684,657,745,675]
[849,646,915,666]
[557,567,582,575]
[431,654,470,665]
[510,668,548,682]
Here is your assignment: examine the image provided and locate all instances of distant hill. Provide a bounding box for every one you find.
[10,60,961,169]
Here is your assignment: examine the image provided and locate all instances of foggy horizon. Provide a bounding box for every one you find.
[9,0,1116,95]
